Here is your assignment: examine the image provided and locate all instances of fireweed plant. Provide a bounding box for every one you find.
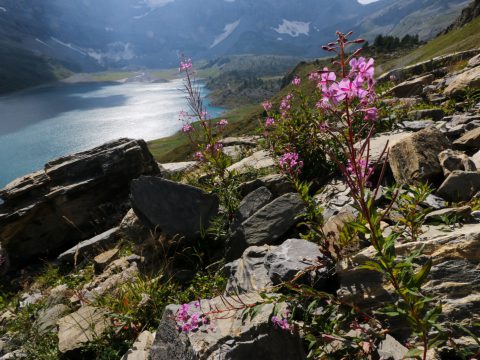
[178,55,239,219]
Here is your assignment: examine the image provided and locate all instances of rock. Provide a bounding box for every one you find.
[468,53,480,68]
[436,170,480,202]
[57,306,109,353]
[121,331,156,360]
[234,187,273,225]
[388,74,434,97]
[226,193,305,261]
[421,194,447,210]
[322,205,357,246]
[314,179,351,220]
[148,293,306,360]
[359,131,412,164]
[57,227,120,267]
[448,114,480,127]
[444,66,480,97]
[239,174,294,198]
[93,248,120,274]
[445,120,480,141]
[425,206,472,223]
[377,335,408,360]
[471,149,480,169]
[0,350,26,359]
[438,149,476,176]
[222,145,247,160]
[225,245,273,295]
[226,150,275,174]
[389,127,451,184]
[401,120,435,131]
[130,177,219,239]
[407,108,444,121]
[0,138,159,271]
[120,209,151,244]
[219,136,260,147]
[339,223,480,329]
[36,304,70,334]
[453,127,480,152]
[159,162,199,177]
[265,239,334,288]
[19,291,43,308]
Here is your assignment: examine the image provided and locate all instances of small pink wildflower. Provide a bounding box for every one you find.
[279,152,303,175]
[291,76,301,86]
[364,107,378,121]
[216,119,228,127]
[265,117,275,128]
[214,142,223,152]
[179,58,193,71]
[262,101,273,111]
[176,303,204,333]
[194,151,204,161]
[181,124,194,133]
[271,316,291,331]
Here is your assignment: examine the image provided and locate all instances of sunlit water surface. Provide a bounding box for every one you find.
[0,80,223,188]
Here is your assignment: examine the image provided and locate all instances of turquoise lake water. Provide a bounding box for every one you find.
[0,80,223,188]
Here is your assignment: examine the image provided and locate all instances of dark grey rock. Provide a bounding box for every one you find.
[57,227,120,266]
[453,127,480,152]
[407,108,445,121]
[401,120,435,131]
[239,174,294,198]
[130,177,219,239]
[0,138,159,271]
[226,193,305,261]
[425,206,472,223]
[235,187,273,225]
[265,239,334,289]
[436,170,480,202]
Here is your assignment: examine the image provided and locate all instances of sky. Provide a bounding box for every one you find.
[358,0,380,3]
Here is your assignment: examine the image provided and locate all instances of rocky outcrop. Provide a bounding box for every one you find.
[122,331,156,360]
[438,149,476,176]
[389,127,451,184]
[0,138,159,271]
[130,177,219,239]
[388,74,434,97]
[444,66,480,97]
[436,170,480,202]
[442,0,480,34]
[148,293,306,360]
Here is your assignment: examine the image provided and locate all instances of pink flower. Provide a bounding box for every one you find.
[349,57,374,83]
[364,107,378,121]
[182,124,194,133]
[265,117,275,128]
[271,316,291,331]
[346,158,374,182]
[262,101,273,111]
[214,142,223,152]
[279,152,303,175]
[176,303,204,333]
[318,67,336,91]
[194,151,204,161]
[179,58,193,71]
[308,72,321,81]
[216,119,228,127]
[291,76,301,86]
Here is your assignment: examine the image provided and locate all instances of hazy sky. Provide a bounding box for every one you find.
[358,0,380,3]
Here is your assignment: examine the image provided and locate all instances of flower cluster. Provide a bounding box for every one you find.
[176,302,209,333]
[179,58,193,71]
[279,152,303,175]
[271,315,291,331]
[346,158,374,183]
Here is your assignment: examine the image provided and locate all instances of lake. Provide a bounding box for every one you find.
[0,80,223,188]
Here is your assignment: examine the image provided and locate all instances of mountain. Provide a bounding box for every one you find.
[0,0,472,75]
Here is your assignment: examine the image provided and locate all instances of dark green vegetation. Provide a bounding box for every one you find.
[0,45,72,94]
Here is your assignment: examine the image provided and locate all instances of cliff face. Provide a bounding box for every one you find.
[442,0,480,33]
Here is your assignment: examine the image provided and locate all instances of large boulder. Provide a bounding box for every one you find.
[226,193,305,261]
[436,170,480,202]
[444,66,480,97]
[453,127,480,152]
[0,138,159,271]
[226,150,275,174]
[388,74,434,97]
[438,149,476,176]
[130,177,219,239]
[148,293,306,360]
[389,127,451,184]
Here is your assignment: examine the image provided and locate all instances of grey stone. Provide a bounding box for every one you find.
[130,177,219,239]
[226,150,275,174]
[314,179,351,220]
[220,136,260,147]
[407,108,444,121]
[57,227,120,266]
[57,306,109,353]
[226,193,305,261]
[19,291,43,308]
[225,245,273,295]
[421,194,447,210]
[36,304,70,334]
[119,208,151,244]
[121,331,156,360]
[235,187,273,225]
[239,174,294,198]
[444,66,480,96]
[453,127,480,152]
[437,171,480,202]
[0,138,159,271]
[438,149,476,176]
[389,127,451,184]
[265,239,334,289]
[148,293,306,360]
[93,248,120,274]
[377,335,408,360]
[388,74,434,97]
[159,162,199,177]
[425,206,472,223]
[401,120,435,131]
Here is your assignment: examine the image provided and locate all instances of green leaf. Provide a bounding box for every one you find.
[405,347,423,358]
[411,258,432,287]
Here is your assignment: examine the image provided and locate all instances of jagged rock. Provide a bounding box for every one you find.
[377,335,408,360]
[468,53,480,68]
[159,162,199,177]
[445,120,480,141]
[265,239,334,288]
[0,350,26,359]
[437,170,480,202]
[226,150,275,174]
[338,223,480,329]
[225,245,273,295]
[148,293,306,360]
[359,131,412,164]
[220,136,260,147]
[448,114,480,127]
[314,179,351,220]
[57,227,120,267]
[93,248,120,274]
[233,187,273,225]
[444,66,480,97]
[425,206,472,223]
[0,138,159,271]
[401,120,435,131]
[36,304,70,334]
[226,193,305,261]
[322,205,357,246]
[407,108,444,121]
[389,127,451,184]
[438,149,476,176]
[121,331,156,360]
[239,174,294,198]
[120,209,151,244]
[472,149,480,169]
[130,177,219,239]
[57,306,109,353]
[453,127,480,152]
[421,194,447,210]
[19,291,43,308]
[388,74,434,97]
